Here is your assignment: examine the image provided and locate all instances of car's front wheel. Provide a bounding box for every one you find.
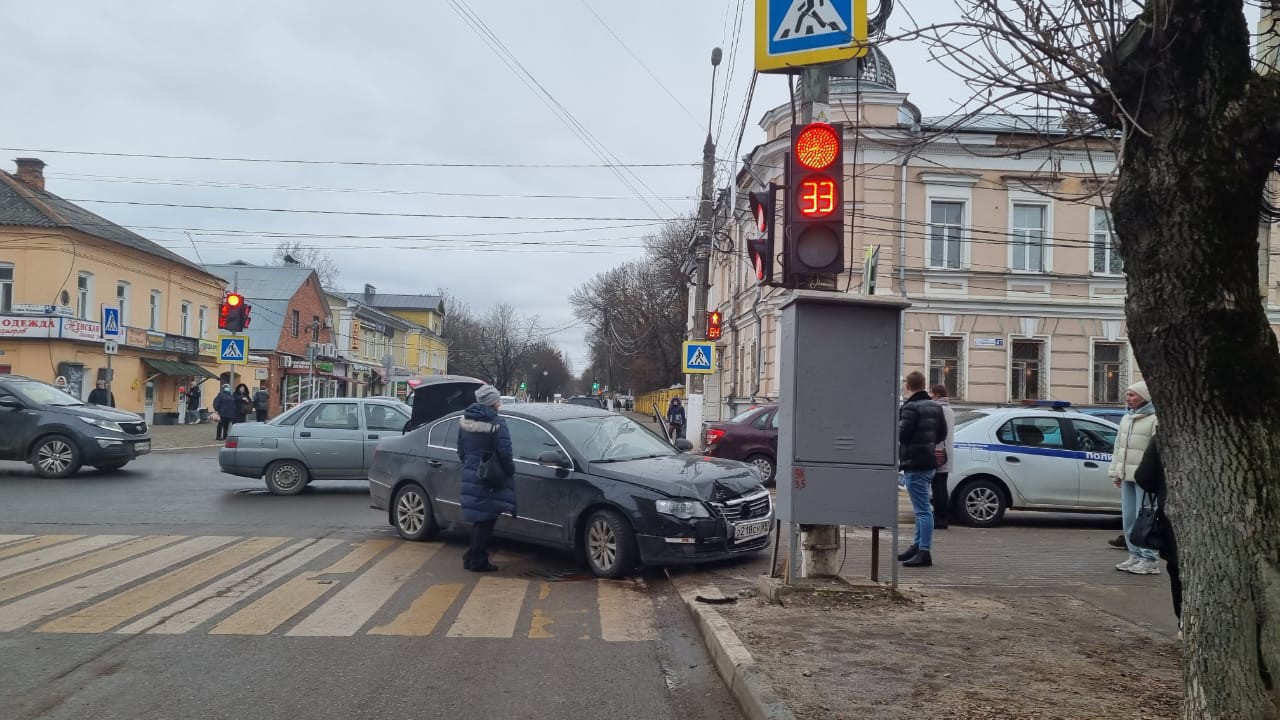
[392,483,438,541]
[264,460,308,496]
[583,508,638,579]
[31,435,81,478]
[954,478,1008,527]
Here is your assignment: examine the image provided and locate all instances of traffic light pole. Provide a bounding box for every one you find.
[688,49,721,445]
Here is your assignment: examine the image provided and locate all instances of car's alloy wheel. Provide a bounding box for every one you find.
[393,483,437,541]
[747,455,775,484]
[264,460,308,496]
[957,479,1006,527]
[588,519,617,569]
[583,509,637,579]
[32,436,79,478]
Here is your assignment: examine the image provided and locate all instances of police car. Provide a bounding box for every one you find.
[948,401,1122,527]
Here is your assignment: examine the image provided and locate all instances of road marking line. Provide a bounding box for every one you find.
[0,536,236,632]
[368,582,463,637]
[0,535,81,560]
[447,577,528,638]
[209,539,391,636]
[0,536,183,604]
[0,536,135,580]
[597,578,656,642]
[120,539,342,635]
[0,535,33,547]
[287,542,439,637]
[38,537,288,634]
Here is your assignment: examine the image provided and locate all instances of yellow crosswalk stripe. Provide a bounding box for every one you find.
[0,535,135,580]
[0,535,80,560]
[368,583,463,637]
[0,536,182,604]
[597,579,657,642]
[0,535,34,547]
[447,577,529,638]
[288,542,440,637]
[209,539,391,635]
[39,537,288,634]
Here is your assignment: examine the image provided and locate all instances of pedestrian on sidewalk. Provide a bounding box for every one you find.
[213,385,236,441]
[1108,381,1161,575]
[87,380,115,407]
[898,371,947,567]
[253,385,270,423]
[1133,436,1181,630]
[233,383,253,424]
[457,384,516,573]
[929,384,955,529]
[186,383,202,424]
[666,397,686,440]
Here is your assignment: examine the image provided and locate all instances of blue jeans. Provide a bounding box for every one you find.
[1121,480,1158,560]
[903,469,935,551]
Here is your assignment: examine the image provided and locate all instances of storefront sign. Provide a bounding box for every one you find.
[0,316,56,338]
[315,361,334,373]
[360,320,387,334]
[146,331,166,351]
[199,339,218,356]
[61,318,102,342]
[126,327,148,347]
[163,335,199,355]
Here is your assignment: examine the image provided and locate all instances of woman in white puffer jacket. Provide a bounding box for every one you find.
[1107,381,1160,574]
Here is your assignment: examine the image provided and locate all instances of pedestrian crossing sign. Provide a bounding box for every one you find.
[682,341,715,375]
[756,0,868,73]
[219,335,248,365]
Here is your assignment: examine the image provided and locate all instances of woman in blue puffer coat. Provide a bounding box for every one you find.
[456,384,517,572]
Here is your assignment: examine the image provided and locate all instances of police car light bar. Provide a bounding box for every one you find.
[1020,400,1072,410]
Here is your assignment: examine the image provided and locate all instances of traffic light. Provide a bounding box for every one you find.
[218,293,250,333]
[707,311,722,340]
[519,381,527,390]
[747,186,777,285]
[784,122,845,283]
[592,381,600,394]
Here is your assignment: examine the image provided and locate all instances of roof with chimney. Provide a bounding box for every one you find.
[345,287,445,314]
[203,263,325,351]
[0,160,207,273]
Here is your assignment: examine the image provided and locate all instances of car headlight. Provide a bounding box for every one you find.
[79,417,124,433]
[655,498,711,520]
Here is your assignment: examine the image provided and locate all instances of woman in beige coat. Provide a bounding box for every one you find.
[1107,381,1160,574]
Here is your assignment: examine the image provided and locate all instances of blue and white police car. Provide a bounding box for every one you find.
[947,401,1122,527]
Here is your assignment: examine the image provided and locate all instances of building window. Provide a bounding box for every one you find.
[1092,208,1122,275]
[180,302,191,337]
[198,306,208,338]
[116,282,130,324]
[927,201,964,269]
[311,315,320,342]
[291,310,300,337]
[0,264,11,313]
[76,273,92,319]
[1092,342,1128,404]
[1010,204,1047,272]
[149,291,162,331]
[1011,340,1044,400]
[928,337,962,399]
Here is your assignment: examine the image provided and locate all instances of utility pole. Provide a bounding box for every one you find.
[687,47,722,442]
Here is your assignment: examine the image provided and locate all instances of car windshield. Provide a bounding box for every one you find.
[12,379,85,407]
[953,410,991,430]
[551,415,676,463]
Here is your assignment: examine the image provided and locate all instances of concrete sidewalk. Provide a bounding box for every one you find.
[148,421,227,450]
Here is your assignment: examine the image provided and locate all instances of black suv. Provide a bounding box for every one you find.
[0,375,152,477]
[565,396,604,409]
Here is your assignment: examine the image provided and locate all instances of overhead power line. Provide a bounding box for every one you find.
[64,198,677,222]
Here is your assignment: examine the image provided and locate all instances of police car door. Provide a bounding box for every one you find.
[1067,418,1118,507]
[993,416,1078,506]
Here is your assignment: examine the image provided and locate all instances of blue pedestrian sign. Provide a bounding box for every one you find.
[218,335,248,365]
[101,306,121,339]
[756,0,868,73]
[682,341,715,375]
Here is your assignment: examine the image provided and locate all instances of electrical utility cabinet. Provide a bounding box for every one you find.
[776,292,910,531]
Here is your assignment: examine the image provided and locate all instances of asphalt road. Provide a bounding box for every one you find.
[0,449,743,720]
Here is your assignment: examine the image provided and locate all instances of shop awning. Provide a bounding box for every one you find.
[142,358,218,379]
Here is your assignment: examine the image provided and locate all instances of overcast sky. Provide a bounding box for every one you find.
[7,2,1253,369]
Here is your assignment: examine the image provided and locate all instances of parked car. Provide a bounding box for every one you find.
[369,401,770,578]
[565,395,603,409]
[219,397,412,494]
[0,374,151,477]
[702,404,778,484]
[948,406,1121,526]
[1078,407,1126,426]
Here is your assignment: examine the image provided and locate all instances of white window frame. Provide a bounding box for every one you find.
[926,199,966,270]
[922,176,975,271]
[198,306,208,339]
[1006,335,1052,401]
[0,262,12,313]
[925,333,968,400]
[76,272,93,320]
[1091,206,1123,276]
[1089,338,1130,405]
[116,282,130,325]
[180,301,191,337]
[1007,190,1054,273]
[149,290,162,331]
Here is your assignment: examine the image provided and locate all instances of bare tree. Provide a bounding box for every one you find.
[439,296,542,393]
[271,240,341,290]
[904,2,1280,716]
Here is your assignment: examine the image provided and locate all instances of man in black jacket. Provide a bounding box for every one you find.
[898,371,946,567]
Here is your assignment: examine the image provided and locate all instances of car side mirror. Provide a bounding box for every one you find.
[537,450,571,468]
[0,397,24,411]
[673,438,694,453]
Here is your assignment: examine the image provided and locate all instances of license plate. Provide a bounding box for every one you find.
[133,441,151,455]
[734,519,771,541]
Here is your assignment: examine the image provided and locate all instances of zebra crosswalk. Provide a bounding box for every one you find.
[0,534,658,641]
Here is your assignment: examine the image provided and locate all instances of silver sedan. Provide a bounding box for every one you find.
[218,397,411,495]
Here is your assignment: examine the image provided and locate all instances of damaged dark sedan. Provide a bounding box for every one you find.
[369,390,772,578]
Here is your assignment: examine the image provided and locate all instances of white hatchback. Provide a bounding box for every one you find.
[947,406,1122,526]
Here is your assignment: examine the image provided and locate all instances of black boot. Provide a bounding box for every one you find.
[1108,534,1126,549]
[903,550,932,567]
[897,544,918,561]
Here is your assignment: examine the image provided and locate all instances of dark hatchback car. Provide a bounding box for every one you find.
[564,395,604,409]
[369,401,772,578]
[0,375,151,478]
[702,404,779,484]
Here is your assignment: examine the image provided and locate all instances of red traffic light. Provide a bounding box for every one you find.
[794,123,840,171]
[707,311,722,340]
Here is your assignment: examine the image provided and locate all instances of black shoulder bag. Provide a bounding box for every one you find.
[1129,491,1166,551]
[475,425,507,488]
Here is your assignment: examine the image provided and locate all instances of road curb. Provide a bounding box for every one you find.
[152,443,223,452]
[667,572,796,720]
